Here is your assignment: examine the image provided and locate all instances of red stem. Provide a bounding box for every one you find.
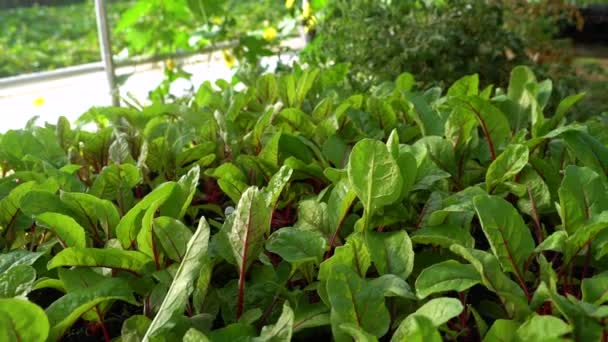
[324,203,354,260]
[237,265,246,319]
[527,186,543,243]
[468,104,496,160]
[496,224,532,301]
[458,292,468,332]
[29,224,37,251]
[95,307,111,342]
[581,241,593,295]
[151,229,161,270]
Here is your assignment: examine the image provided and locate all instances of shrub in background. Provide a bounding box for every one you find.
[301,0,531,90]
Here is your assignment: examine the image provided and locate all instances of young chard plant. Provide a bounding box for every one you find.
[1,63,607,342]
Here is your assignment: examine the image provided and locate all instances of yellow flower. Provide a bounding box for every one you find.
[303,1,312,19]
[285,0,295,9]
[263,27,278,42]
[210,16,223,25]
[222,50,235,69]
[165,58,176,71]
[305,15,318,30]
[33,97,45,107]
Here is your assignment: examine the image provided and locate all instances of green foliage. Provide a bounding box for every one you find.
[2,64,608,341]
[0,0,295,77]
[302,0,531,90]
[0,0,131,77]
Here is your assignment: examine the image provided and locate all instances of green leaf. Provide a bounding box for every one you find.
[183,328,210,342]
[485,144,529,192]
[347,233,372,278]
[318,242,361,305]
[406,93,445,136]
[395,72,415,92]
[581,271,608,305]
[327,178,357,235]
[218,177,249,204]
[19,190,70,217]
[0,298,49,342]
[59,191,120,240]
[535,231,567,254]
[558,165,608,234]
[208,323,256,341]
[153,216,194,262]
[206,163,247,183]
[339,323,379,342]
[109,132,133,164]
[253,302,294,342]
[295,68,320,108]
[0,251,44,273]
[116,182,177,248]
[160,165,200,219]
[483,319,520,342]
[143,217,211,340]
[256,74,278,105]
[46,278,136,341]
[348,139,402,228]
[444,107,477,153]
[390,315,442,342]
[415,260,481,299]
[414,136,457,177]
[412,225,475,249]
[391,298,462,342]
[537,283,603,341]
[90,164,141,202]
[448,74,479,97]
[368,274,416,300]
[366,230,414,280]
[457,96,511,159]
[327,265,390,341]
[562,130,608,181]
[414,297,464,326]
[449,245,530,320]
[473,195,535,276]
[136,198,167,258]
[35,212,87,248]
[294,199,328,232]
[0,265,36,298]
[227,186,272,275]
[279,74,297,108]
[262,165,293,208]
[516,314,572,341]
[266,228,327,264]
[47,247,153,275]
[292,297,329,333]
[0,181,37,230]
[540,93,585,135]
[121,315,152,342]
[394,148,417,200]
[278,109,317,138]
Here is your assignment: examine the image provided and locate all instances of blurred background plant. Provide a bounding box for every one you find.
[0,0,305,78]
[1,0,606,117]
[300,0,607,117]
[0,0,130,77]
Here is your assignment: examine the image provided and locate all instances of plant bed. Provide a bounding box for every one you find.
[1,64,608,341]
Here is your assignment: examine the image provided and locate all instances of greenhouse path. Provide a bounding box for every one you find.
[0,38,303,132]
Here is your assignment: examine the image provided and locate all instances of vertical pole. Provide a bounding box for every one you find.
[301,0,311,45]
[94,0,120,106]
